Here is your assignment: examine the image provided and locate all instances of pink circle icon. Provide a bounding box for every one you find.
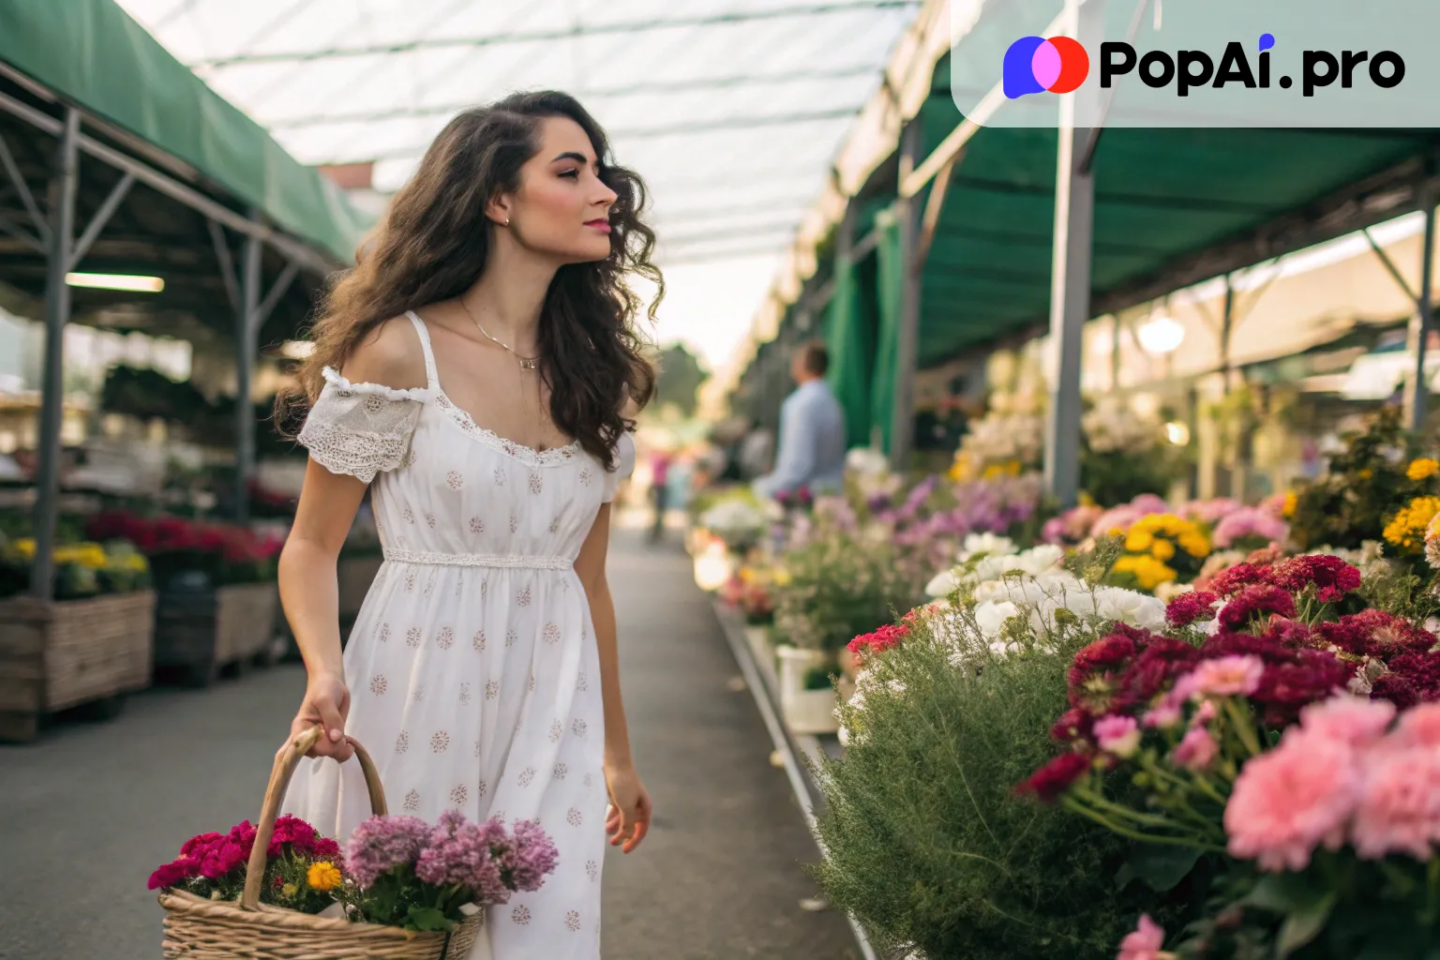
[1031,42,1063,90]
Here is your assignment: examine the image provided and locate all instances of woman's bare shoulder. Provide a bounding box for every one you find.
[339,315,428,391]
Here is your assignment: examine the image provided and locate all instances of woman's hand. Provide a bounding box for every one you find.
[284,671,353,761]
[604,760,652,854]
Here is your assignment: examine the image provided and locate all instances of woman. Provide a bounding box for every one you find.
[276,91,657,957]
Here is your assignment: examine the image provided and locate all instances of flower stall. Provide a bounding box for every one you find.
[87,512,284,687]
[0,532,155,741]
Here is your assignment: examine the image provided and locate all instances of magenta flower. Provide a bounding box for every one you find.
[344,815,432,888]
[1173,727,1219,771]
[1117,913,1169,960]
[1175,655,1265,700]
[1224,729,1363,871]
[1094,715,1141,758]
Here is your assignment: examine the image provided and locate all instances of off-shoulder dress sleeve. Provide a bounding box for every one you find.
[602,431,636,504]
[296,367,431,484]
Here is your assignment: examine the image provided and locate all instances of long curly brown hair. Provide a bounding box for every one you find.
[279,90,659,470]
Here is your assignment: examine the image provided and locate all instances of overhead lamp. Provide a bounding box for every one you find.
[1137,314,1185,355]
[65,272,165,293]
[1165,421,1191,445]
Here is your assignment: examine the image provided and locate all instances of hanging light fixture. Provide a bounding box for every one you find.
[1137,309,1185,355]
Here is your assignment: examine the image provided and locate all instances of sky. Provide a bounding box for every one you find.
[630,254,778,372]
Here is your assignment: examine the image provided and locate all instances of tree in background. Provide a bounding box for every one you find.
[652,343,708,419]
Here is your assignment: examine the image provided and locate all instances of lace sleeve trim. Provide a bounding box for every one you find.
[321,366,433,403]
[298,372,427,482]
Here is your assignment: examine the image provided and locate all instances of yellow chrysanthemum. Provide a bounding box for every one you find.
[306,861,342,892]
[1383,496,1440,553]
[1116,554,1177,591]
[1150,538,1176,561]
[1178,532,1212,558]
[1282,491,1297,519]
[1409,458,1440,481]
[1125,529,1154,552]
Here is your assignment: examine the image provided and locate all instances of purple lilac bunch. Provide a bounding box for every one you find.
[342,812,559,931]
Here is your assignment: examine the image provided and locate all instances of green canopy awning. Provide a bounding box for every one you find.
[0,0,369,264]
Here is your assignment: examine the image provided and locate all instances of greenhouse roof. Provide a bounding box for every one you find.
[111,0,924,268]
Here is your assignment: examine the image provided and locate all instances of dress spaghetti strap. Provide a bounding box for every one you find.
[404,310,439,392]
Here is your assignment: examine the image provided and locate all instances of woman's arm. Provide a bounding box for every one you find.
[280,318,427,760]
[574,501,651,853]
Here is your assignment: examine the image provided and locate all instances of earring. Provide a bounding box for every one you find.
[504,217,511,226]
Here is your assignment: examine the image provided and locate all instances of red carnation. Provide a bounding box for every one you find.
[147,857,201,890]
[1271,555,1361,603]
[1218,584,1295,632]
[1117,637,1204,708]
[1209,562,1273,598]
[1049,708,1095,744]
[1318,611,1436,659]
[847,623,909,657]
[1165,591,1219,628]
[1018,751,1093,802]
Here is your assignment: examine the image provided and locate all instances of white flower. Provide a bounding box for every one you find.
[925,568,962,598]
[973,600,1020,638]
[959,532,1017,561]
[701,498,768,534]
[1093,587,1167,631]
[845,447,890,476]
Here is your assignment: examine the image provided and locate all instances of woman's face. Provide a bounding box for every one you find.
[500,116,618,264]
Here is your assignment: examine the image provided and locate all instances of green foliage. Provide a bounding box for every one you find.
[652,343,708,418]
[810,618,1175,959]
[773,530,923,654]
[1289,408,1426,551]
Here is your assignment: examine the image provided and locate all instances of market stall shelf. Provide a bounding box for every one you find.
[154,582,281,687]
[0,589,156,742]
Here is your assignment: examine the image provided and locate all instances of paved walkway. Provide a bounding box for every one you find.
[0,531,858,960]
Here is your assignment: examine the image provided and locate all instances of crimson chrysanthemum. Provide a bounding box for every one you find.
[1165,590,1219,628]
[1018,751,1093,802]
[1218,584,1296,632]
[1209,562,1274,598]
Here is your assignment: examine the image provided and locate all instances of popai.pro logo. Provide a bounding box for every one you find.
[1003,33,1406,99]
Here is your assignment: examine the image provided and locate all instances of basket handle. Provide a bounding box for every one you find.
[240,726,387,911]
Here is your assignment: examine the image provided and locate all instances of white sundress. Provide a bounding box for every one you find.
[281,311,634,959]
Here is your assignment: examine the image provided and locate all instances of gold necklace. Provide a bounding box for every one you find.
[459,299,541,371]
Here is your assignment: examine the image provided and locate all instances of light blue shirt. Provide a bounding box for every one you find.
[754,380,847,499]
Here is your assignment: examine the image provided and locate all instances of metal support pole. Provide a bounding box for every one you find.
[1408,179,1437,430]
[236,214,262,524]
[889,119,923,471]
[1043,0,1104,508]
[30,108,80,600]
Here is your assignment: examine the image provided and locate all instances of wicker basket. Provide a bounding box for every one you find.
[159,727,485,959]
[154,582,281,686]
[0,590,156,742]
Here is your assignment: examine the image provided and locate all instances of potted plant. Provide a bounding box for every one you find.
[0,533,155,741]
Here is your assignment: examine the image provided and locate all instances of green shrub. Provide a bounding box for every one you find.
[810,617,1174,960]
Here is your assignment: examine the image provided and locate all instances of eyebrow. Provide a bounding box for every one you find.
[552,151,599,168]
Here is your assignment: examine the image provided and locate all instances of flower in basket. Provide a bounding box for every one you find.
[147,815,344,914]
[340,812,558,931]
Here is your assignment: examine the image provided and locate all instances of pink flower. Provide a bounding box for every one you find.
[1094,715,1142,758]
[1176,655,1265,700]
[1350,744,1440,861]
[1224,729,1363,871]
[1213,507,1289,549]
[1298,695,1396,747]
[1117,913,1167,960]
[1191,700,1217,727]
[1143,694,1184,730]
[1173,727,1219,771]
[1393,702,1440,748]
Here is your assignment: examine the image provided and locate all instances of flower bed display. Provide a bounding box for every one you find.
[702,409,1440,959]
[0,534,156,741]
[87,512,285,686]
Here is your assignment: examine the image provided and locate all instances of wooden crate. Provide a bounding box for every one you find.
[155,582,280,687]
[0,590,156,742]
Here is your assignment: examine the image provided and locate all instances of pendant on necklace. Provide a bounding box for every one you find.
[519,358,537,371]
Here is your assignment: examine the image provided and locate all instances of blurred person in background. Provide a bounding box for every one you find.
[648,448,671,543]
[753,341,845,500]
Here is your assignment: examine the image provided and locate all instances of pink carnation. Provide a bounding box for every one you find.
[1392,702,1440,748]
[1224,729,1363,871]
[1142,694,1184,730]
[1173,727,1219,771]
[1117,913,1167,960]
[1094,715,1141,758]
[1176,655,1265,700]
[1212,507,1289,549]
[1297,695,1396,747]
[1350,744,1440,861]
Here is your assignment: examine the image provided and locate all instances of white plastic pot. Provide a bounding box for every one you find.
[775,645,839,735]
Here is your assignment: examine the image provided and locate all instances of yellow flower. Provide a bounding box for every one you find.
[1125,529,1154,552]
[1383,496,1440,553]
[13,538,35,558]
[1409,458,1440,481]
[771,567,793,587]
[1150,538,1176,562]
[1178,532,1211,558]
[1359,468,1373,480]
[281,883,298,898]
[1282,491,1297,519]
[306,861,342,891]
